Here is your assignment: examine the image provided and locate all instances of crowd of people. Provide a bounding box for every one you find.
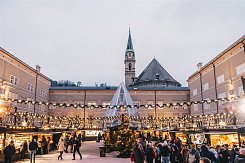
[3,138,39,163]
[60,133,83,160]
[131,137,245,163]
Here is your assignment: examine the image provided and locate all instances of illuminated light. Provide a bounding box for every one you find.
[219,120,227,126]
[22,121,27,127]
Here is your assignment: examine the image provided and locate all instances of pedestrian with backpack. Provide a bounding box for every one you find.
[188,144,200,163]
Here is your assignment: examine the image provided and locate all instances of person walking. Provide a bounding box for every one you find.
[20,140,28,161]
[145,143,155,163]
[57,138,65,160]
[72,137,82,160]
[161,141,171,163]
[3,141,16,163]
[133,143,144,163]
[97,132,102,142]
[29,138,38,163]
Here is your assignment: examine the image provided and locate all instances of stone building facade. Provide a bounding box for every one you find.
[188,35,245,116]
[0,48,51,115]
[48,86,190,119]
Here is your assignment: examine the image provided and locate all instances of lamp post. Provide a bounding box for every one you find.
[83,89,87,129]
[154,73,159,129]
[34,65,41,114]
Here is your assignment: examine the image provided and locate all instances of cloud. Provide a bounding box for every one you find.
[0,0,244,86]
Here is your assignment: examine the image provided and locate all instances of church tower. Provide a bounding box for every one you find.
[125,29,136,88]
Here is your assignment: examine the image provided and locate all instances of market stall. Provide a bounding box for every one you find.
[204,129,239,148]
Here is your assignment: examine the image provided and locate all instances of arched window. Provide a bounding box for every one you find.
[129,63,132,71]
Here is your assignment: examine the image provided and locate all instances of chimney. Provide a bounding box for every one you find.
[36,65,41,73]
[196,62,203,71]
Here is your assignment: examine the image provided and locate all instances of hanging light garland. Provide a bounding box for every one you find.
[1,94,244,110]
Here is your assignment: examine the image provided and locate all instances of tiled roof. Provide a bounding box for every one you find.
[134,58,181,86]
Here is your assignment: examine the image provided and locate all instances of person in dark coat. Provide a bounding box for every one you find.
[170,144,181,163]
[20,140,28,161]
[155,142,161,163]
[40,135,47,154]
[3,141,16,163]
[161,142,171,163]
[29,138,38,163]
[219,144,230,163]
[72,137,82,160]
[200,145,216,162]
[235,148,245,163]
[133,143,144,163]
[230,145,238,163]
[146,143,155,163]
[97,132,102,142]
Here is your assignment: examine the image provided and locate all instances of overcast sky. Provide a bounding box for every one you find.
[0,0,244,86]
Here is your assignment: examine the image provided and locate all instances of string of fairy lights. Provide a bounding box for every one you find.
[2,94,245,109]
[1,94,245,129]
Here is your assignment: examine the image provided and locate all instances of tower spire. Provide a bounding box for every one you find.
[126,28,134,51]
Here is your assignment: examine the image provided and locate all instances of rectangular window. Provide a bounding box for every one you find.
[88,101,96,106]
[193,104,199,112]
[27,83,34,92]
[217,74,224,84]
[10,75,19,85]
[204,98,210,110]
[133,101,140,106]
[26,98,33,109]
[10,76,15,84]
[40,89,46,96]
[14,77,19,85]
[40,105,45,112]
[236,63,245,75]
[102,102,110,106]
[203,83,209,91]
[218,92,226,106]
[193,89,197,96]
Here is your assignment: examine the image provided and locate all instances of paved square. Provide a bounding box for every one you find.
[17,141,129,163]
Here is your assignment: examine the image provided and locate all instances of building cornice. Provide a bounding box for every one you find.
[0,47,52,82]
[188,35,245,82]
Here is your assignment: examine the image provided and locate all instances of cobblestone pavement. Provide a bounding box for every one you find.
[17,141,129,163]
